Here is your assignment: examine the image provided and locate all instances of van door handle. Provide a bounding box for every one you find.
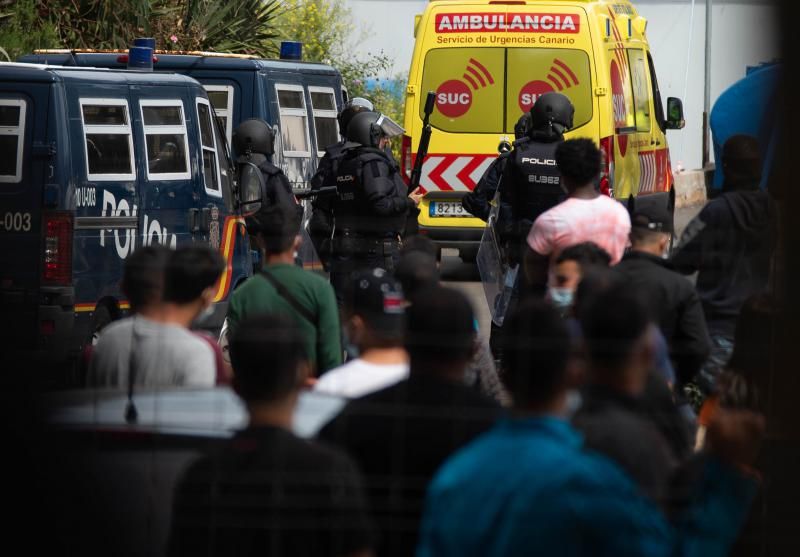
[188,208,200,233]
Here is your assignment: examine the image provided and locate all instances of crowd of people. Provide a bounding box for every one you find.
[82,89,777,554]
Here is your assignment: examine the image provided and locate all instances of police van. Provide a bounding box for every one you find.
[0,61,253,379]
[20,47,346,193]
[402,0,685,259]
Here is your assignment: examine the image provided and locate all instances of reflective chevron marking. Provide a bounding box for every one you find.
[415,153,497,192]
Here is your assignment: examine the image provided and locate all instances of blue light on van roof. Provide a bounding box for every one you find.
[280,41,303,61]
[128,46,154,71]
[133,37,157,50]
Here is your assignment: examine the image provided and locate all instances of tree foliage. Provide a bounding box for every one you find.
[0,0,407,144]
[0,0,281,59]
[273,0,407,139]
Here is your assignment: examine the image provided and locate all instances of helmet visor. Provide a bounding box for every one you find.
[375,113,405,139]
[349,97,374,111]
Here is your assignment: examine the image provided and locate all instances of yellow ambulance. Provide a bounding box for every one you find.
[401,0,685,260]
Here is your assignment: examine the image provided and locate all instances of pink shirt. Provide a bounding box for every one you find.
[527,196,631,264]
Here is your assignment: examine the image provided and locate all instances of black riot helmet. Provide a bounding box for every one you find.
[346,111,383,148]
[346,111,404,148]
[514,113,532,140]
[530,92,575,138]
[233,118,275,157]
[338,97,374,136]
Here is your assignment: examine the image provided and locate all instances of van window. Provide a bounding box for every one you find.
[609,51,636,134]
[79,99,135,181]
[196,98,222,197]
[140,100,191,180]
[309,86,339,152]
[204,85,234,146]
[0,99,26,183]
[276,84,311,155]
[628,49,651,133]
[419,47,592,134]
[647,52,667,132]
[211,106,234,211]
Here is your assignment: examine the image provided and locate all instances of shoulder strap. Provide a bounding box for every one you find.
[258,160,283,177]
[259,269,317,326]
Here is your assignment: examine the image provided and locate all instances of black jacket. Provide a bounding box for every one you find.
[461,153,510,221]
[308,141,348,265]
[670,189,776,334]
[257,158,299,213]
[319,374,500,557]
[615,250,711,386]
[497,135,564,256]
[572,384,678,507]
[332,146,413,237]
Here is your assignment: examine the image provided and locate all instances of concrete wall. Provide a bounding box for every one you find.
[343,0,779,171]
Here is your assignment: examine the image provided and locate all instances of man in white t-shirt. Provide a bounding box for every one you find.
[315,268,408,398]
[524,138,631,294]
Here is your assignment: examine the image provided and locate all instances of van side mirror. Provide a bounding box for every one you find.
[238,162,265,215]
[665,97,685,130]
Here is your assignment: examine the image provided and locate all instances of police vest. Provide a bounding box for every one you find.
[510,139,564,223]
[318,140,348,190]
[332,147,407,236]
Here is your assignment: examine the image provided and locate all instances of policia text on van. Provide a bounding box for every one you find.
[402,0,685,259]
[0,61,254,380]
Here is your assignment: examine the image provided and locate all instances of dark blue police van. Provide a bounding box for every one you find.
[19,50,346,193]
[0,61,252,380]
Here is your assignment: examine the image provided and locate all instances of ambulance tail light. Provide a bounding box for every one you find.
[42,212,73,285]
[401,134,412,184]
[599,136,614,197]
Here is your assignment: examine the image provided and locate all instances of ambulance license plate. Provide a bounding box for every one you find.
[430,201,470,217]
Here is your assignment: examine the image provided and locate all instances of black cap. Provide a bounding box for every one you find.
[631,205,673,234]
[347,268,405,331]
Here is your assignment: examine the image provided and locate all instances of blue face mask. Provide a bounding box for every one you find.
[548,287,574,311]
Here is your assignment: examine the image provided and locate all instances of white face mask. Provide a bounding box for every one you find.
[547,287,574,311]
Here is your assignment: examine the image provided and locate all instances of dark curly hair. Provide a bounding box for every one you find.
[555,138,602,188]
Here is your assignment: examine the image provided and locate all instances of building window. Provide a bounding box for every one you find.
[79,99,135,181]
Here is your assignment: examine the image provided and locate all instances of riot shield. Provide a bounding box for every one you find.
[297,200,328,277]
[477,192,518,326]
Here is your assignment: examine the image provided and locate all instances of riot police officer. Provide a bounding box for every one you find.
[498,92,575,263]
[308,97,374,268]
[462,113,531,221]
[233,118,300,218]
[328,110,421,299]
